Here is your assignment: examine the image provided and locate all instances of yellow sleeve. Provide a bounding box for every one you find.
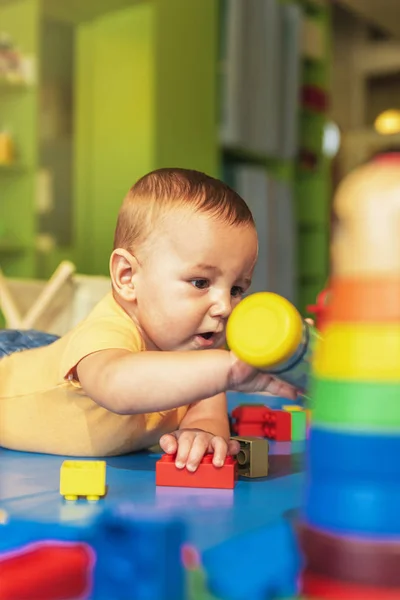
[59,315,144,383]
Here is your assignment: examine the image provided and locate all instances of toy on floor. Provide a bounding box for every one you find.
[226,291,320,393]
[155,454,238,489]
[299,152,400,598]
[0,507,301,600]
[202,518,300,599]
[232,404,307,441]
[232,436,269,478]
[0,540,94,600]
[0,506,186,600]
[60,460,107,501]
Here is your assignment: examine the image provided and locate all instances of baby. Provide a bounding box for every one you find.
[0,168,297,471]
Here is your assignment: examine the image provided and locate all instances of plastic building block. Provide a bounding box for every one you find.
[288,410,307,441]
[231,405,269,437]
[302,570,400,599]
[233,437,269,478]
[60,460,106,501]
[187,568,220,600]
[299,522,400,587]
[232,405,270,422]
[232,405,291,441]
[0,541,94,600]
[202,519,300,600]
[282,405,303,411]
[93,505,185,600]
[263,409,291,441]
[0,506,187,600]
[233,422,266,437]
[155,454,238,489]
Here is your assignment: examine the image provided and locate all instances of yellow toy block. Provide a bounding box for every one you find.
[282,405,303,412]
[60,460,106,501]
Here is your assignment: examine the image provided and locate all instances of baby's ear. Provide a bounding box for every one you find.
[109,248,138,302]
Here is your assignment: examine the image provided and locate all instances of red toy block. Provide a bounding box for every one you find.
[232,422,266,437]
[232,405,291,441]
[232,405,270,422]
[263,409,291,441]
[155,454,238,489]
[0,541,93,600]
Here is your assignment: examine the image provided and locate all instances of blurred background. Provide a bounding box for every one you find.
[0,0,398,315]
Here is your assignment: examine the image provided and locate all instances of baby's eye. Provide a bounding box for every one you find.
[231,285,245,298]
[191,279,209,290]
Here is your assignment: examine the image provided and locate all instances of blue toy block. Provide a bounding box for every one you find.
[0,517,94,554]
[202,519,301,600]
[0,506,187,600]
[92,505,186,600]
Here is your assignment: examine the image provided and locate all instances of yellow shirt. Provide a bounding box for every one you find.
[0,293,188,456]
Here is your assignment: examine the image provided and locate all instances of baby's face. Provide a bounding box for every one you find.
[131,209,258,351]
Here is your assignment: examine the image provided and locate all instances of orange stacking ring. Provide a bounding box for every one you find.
[325,276,400,323]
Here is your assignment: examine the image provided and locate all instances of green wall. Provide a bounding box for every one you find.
[74,0,218,275]
[0,0,39,276]
[74,2,156,274]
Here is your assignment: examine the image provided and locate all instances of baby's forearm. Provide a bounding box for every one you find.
[179,416,231,439]
[80,349,232,414]
[179,394,231,439]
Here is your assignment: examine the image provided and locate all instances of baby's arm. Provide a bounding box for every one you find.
[159,392,239,471]
[76,348,233,414]
[77,347,297,414]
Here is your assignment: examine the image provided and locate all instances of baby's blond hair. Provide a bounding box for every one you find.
[113,167,254,252]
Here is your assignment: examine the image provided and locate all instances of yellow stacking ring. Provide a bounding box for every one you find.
[313,322,400,381]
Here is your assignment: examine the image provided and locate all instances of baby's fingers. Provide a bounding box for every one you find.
[159,433,178,454]
[265,377,298,400]
[210,436,230,468]
[227,439,241,456]
[185,434,210,472]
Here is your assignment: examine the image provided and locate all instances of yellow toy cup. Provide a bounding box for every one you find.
[227,292,316,392]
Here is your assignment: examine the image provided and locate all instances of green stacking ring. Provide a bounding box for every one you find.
[311,377,400,431]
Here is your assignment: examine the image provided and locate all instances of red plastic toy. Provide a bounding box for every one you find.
[0,541,94,600]
[306,287,330,331]
[155,454,238,489]
[232,405,291,441]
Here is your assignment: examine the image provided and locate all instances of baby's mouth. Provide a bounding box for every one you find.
[199,332,214,340]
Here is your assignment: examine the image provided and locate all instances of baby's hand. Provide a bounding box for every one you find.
[228,351,298,399]
[159,429,240,472]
